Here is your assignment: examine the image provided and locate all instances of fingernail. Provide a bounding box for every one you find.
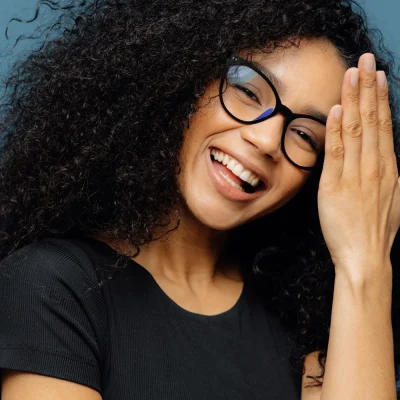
[364,54,376,72]
[350,69,359,86]
[334,105,343,120]
[377,71,387,87]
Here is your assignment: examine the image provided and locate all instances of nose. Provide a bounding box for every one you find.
[239,113,286,161]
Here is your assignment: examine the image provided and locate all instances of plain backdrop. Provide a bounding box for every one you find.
[0,0,399,89]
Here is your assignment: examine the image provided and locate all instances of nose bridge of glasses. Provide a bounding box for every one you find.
[252,102,294,131]
[257,107,288,134]
[275,103,294,123]
[248,112,287,153]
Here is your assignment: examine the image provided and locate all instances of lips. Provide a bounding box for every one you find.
[206,147,267,201]
[212,160,245,191]
[210,148,261,188]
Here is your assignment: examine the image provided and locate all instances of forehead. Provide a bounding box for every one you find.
[247,39,347,112]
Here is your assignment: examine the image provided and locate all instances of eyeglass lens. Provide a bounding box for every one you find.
[221,65,326,169]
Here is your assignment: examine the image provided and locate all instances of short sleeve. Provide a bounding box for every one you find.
[0,238,108,393]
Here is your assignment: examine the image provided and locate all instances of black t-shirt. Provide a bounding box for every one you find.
[0,238,301,399]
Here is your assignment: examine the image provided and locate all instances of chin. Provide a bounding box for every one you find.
[197,213,242,231]
[182,195,253,231]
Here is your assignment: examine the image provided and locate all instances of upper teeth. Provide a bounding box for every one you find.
[211,149,260,187]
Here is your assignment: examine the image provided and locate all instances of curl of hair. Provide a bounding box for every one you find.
[1,0,400,383]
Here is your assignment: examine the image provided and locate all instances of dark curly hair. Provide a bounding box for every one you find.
[1,0,400,386]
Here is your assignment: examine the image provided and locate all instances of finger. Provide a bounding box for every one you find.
[341,68,361,181]
[358,54,379,176]
[376,71,397,175]
[321,105,344,183]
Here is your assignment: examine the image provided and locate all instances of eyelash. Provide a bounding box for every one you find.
[291,129,318,151]
[235,85,262,105]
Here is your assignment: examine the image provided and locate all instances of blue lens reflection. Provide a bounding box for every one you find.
[253,108,274,121]
[227,66,259,84]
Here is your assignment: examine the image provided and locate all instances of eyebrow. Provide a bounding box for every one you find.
[252,61,328,124]
[252,61,287,95]
[299,106,328,124]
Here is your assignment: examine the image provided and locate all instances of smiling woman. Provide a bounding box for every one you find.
[180,43,344,230]
[0,0,399,399]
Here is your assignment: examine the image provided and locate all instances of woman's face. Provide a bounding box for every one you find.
[179,39,347,230]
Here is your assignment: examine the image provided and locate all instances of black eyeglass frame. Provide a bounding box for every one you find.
[219,55,326,171]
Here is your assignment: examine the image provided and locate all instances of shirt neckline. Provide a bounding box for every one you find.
[130,259,249,320]
[81,236,250,320]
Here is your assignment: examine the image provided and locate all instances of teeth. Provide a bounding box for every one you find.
[240,170,251,181]
[251,177,259,186]
[210,149,262,187]
[227,159,238,170]
[219,171,244,191]
[233,164,244,176]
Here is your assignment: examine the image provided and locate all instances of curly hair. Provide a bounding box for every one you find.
[1,0,400,384]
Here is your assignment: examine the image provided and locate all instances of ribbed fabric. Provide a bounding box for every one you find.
[0,238,301,399]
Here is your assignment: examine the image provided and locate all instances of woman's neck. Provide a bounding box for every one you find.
[98,207,243,288]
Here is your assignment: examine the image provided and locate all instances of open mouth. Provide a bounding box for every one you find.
[210,148,266,194]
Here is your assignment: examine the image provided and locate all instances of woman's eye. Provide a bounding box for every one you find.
[234,85,261,105]
[294,129,318,151]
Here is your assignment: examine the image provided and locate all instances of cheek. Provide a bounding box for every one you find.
[182,80,233,147]
[284,170,310,199]
[270,168,310,207]
[177,94,233,187]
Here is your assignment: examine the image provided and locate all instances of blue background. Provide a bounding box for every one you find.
[0,1,399,85]
[0,0,400,79]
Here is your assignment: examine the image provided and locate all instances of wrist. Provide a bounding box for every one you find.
[334,255,392,282]
[334,259,393,306]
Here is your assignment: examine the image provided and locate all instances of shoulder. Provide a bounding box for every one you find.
[0,238,101,292]
[0,237,108,340]
[0,238,109,391]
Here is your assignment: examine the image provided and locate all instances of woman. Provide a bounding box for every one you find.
[0,0,399,398]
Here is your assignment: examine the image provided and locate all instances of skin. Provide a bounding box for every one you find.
[3,39,399,399]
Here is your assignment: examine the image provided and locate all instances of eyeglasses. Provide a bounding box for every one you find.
[219,55,326,171]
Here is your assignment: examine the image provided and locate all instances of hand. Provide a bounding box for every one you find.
[317,53,400,276]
